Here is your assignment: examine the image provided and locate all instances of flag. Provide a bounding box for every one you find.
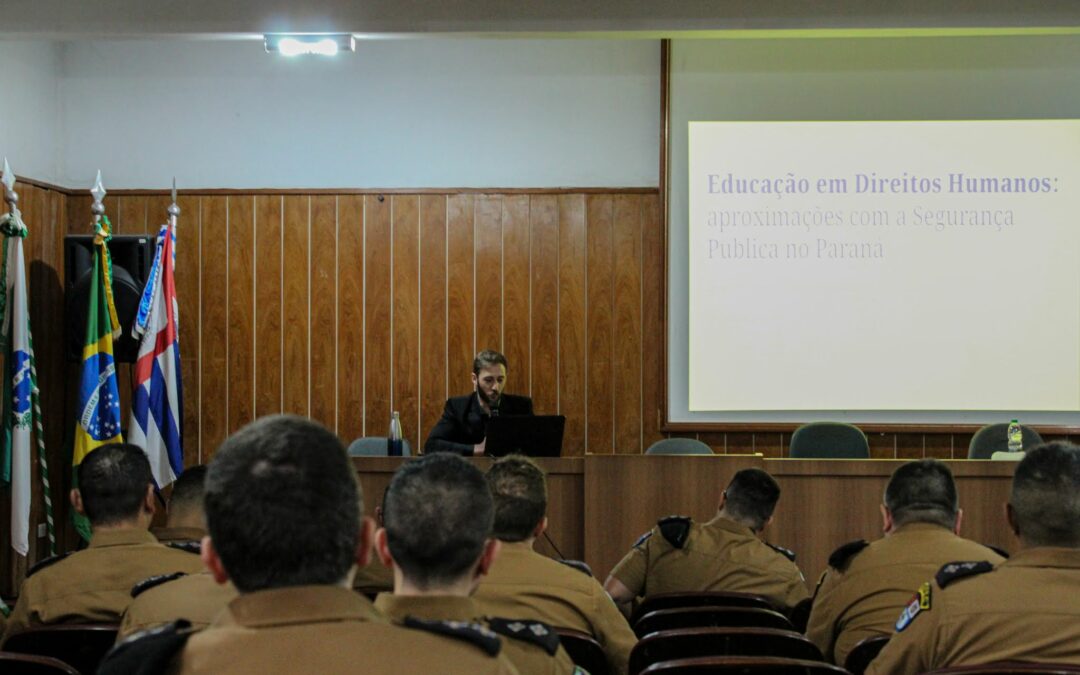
[128,218,183,488]
[72,215,123,541]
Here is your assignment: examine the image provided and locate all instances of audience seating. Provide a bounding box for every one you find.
[630,591,776,626]
[843,636,890,675]
[923,664,1080,675]
[0,653,80,675]
[2,624,119,675]
[346,436,413,456]
[629,627,824,675]
[789,422,870,459]
[634,606,793,638]
[644,438,714,455]
[639,656,850,674]
[788,597,813,633]
[967,423,1045,459]
[555,628,610,675]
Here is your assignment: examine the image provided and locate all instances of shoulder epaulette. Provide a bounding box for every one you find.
[167,541,201,555]
[27,552,72,577]
[984,544,1010,559]
[98,619,193,675]
[631,530,652,549]
[558,559,594,577]
[403,616,501,656]
[827,539,869,571]
[487,618,560,656]
[767,543,796,562]
[131,572,187,598]
[658,515,692,549]
[935,560,994,589]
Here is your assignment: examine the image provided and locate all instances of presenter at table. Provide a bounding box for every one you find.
[424,350,533,456]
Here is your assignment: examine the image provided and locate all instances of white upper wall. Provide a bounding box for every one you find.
[0,40,61,184]
[57,39,660,189]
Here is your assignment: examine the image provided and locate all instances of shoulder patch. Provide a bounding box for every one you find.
[403,616,501,656]
[487,618,560,656]
[26,552,72,577]
[827,539,869,571]
[658,515,692,549]
[131,572,187,598]
[558,559,594,577]
[935,560,994,589]
[894,581,931,632]
[632,530,652,549]
[167,541,201,555]
[98,619,193,675]
[767,543,796,562]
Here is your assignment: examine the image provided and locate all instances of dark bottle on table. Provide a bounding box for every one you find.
[388,411,403,457]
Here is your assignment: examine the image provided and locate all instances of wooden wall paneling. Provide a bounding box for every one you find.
[391,196,420,448]
[868,432,896,460]
[102,196,119,234]
[174,196,201,465]
[337,196,364,443]
[529,195,559,415]
[501,196,530,397]
[557,195,587,457]
[446,195,475,399]
[38,188,67,554]
[754,433,784,458]
[474,195,503,355]
[117,196,148,235]
[640,194,665,450]
[924,433,953,459]
[726,432,755,455]
[419,196,447,446]
[282,196,310,417]
[309,196,338,432]
[255,196,283,419]
[363,195,392,437]
[612,195,642,454]
[226,196,254,435]
[697,433,725,454]
[199,197,229,459]
[23,186,47,567]
[896,434,923,459]
[585,195,614,454]
[66,195,91,235]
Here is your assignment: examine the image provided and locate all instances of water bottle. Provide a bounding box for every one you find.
[388,411,403,457]
[1007,419,1022,453]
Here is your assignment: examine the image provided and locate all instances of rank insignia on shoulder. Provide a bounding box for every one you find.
[827,539,869,571]
[558,559,594,577]
[767,543,796,562]
[98,619,193,675]
[131,571,187,598]
[632,531,652,549]
[26,551,72,577]
[658,515,692,549]
[935,560,994,588]
[403,616,502,656]
[488,618,560,655]
[894,581,931,632]
[167,540,202,555]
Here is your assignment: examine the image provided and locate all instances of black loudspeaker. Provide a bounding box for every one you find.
[65,234,156,363]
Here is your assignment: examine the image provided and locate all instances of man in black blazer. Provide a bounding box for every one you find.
[424,350,533,456]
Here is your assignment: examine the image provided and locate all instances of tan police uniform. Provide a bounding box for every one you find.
[609,515,809,613]
[1,528,205,645]
[473,540,637,675]
[866,548,1080,675]
[118,572,237,640]
[167,585,520,674]
[352,559,394,596]
[151,526,206,545]
[806,522,1005,665]
[375,593,581,674]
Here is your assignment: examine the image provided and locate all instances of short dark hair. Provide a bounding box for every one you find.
[487,455,547,541]
[204,415,361,593]
[1011,442,1080,547]
[723,468,781,531]
[77,444,153,526]
[884,459,959,529]
[383,453,493,589]
[473,350,508,375]
[169,465,207,514]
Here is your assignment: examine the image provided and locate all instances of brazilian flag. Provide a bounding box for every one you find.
[72,216,123,541]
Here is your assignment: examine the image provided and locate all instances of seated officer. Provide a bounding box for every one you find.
[151,465,208,546]
[100,415,518,674]
[604,468,809,614]
[474,455,637,675]
[2,444,204,643]
[806,459,1004,665]
[373,453,579,674]
[867,442,1080,674]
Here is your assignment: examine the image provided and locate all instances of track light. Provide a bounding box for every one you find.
[264,34,355,57]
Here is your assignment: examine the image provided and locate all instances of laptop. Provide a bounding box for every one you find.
[485,415,566,457]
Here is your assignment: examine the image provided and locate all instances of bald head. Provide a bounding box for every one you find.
[1010,442,1080,548]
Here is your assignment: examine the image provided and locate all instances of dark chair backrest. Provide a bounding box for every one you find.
[3,624,119,675]
[634,606,793,638]
[0,653,81,675]
[844,636,890,675]
[788,597,813,633]
[923,663,1080,674]
[555,628,610,675]
[630,591,776,626]
[789,422,869,459]
[967,423,1045,459]
[629,627,824,675]
[645,438,714,455]
[640,656,850,674]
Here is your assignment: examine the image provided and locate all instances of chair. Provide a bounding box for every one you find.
[347,436,413,456]
[645,438,714,455]
[788,422,869,459]
[634,606,793,638]
[0,653,81,675]
[967,423,1044,459]
[630,591,776,627]
[554,628,610,675]
[843,636,890,675]
[787,597,813,633]
[923,664,1080,674]
[640,656,850,674]
[629,627,824,675]
[3,624,119,675]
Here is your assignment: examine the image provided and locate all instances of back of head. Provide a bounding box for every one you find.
[884,459,959,529]
[167,465,208,526]
[204,415,360,593]
[723,468,781,531]
[383,453,493,589]
[473,349,508,375]
[1011,442,1080,548]
[486,454,547,542]
[78,443,153,527]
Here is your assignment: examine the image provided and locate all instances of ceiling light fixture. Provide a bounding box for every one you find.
[264,33,355,57]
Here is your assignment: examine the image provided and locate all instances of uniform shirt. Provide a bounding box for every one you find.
[374,593,580,674]
[806,522,1005,665]
[352,559,394,596]
[866,548,1080,675]
[171,585,520,674]
[118,572,237,640]
[473,540,637,675]
[151,526,206,545]
[1,528,205,645]
[609,516,809,612]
